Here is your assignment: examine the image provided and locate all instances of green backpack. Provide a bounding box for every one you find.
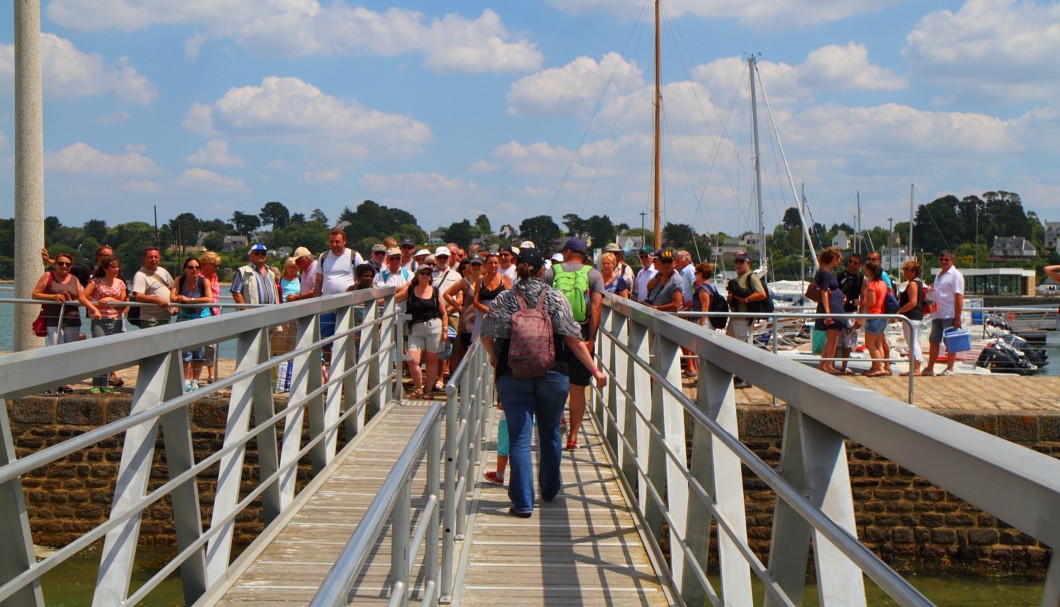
[553,264,591,322]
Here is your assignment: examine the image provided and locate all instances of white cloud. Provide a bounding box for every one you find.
[186,139,244,167]
[508,53,643,116]
[46,142,161,175]
[547,0,902,28]
[302,169,342,183]
[47,2,541,74]
[185,76,432,161]
[0,33,156,103]
[174,168,251,193]
[469,160,499,173]
[797,43,906,91]
[904,0,1060,101]
[360,172,478,192]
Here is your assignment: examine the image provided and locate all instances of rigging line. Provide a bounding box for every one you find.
[665,8,745,231]
[546,0,652,218]
[576,15,648,219]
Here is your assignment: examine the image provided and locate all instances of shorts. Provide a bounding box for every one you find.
[838,324,859,349]
[929,318,954,344]
[408,318,444,353]
[865,318,887,334]
[565,342,595,387]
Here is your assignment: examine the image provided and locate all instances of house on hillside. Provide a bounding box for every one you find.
[989,236,1036,259]
[831,231,851,250]
[1044,222,1060,249]
[223,235,248,252]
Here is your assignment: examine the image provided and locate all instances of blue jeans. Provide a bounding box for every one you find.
[497,371,570,514]
[90,318,123,387]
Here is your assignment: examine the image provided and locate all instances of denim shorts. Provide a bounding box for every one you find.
[865,318,887,334]
[929,318,954,343]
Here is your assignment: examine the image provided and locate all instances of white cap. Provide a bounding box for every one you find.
[551,253,564,263]
[414,249,431,257]
[520,240,536,249]
[435,246,451,257]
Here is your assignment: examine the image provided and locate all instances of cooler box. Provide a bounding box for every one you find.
[942,327,971,353]
[971,311,983,325]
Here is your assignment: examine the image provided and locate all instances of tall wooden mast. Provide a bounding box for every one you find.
[652,0,662,250]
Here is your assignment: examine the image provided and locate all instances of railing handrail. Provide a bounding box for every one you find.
[0,287,404,606]
[595,294,1060,606]
[309,402,444,607]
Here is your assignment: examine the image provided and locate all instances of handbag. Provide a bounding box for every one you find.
[804,282,821,303]
[127,300,142,327]
[32,308,48,337]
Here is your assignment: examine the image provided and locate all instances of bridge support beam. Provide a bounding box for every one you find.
[0,399,43,606]
[765,409,866,607]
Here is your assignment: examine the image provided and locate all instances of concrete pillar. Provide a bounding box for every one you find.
[14,0,45,352]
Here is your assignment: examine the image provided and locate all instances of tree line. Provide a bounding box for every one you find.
[3,191,1052,281]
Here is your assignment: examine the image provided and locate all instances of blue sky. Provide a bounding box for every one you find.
[1,0,1058,242]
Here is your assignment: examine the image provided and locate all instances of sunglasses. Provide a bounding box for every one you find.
[388,256,401,261]
[401,245,415,249]
[185,265,200,269]
[940,257,952,261]
[373,251,386,255]
[848,261,861,266]
[251,251,266,255]
[55,261,72,267]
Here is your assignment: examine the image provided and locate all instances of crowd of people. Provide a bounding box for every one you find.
[31,232,985,517]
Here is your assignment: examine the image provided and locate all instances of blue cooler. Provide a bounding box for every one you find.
[971,311,983,325]
[942,327,971,352]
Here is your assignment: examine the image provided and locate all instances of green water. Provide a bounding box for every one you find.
[38,548,1044,606]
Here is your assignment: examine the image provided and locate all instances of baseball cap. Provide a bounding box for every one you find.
[293,246,312,260]
[386,247,401,257]
[563,238,588,256]
[400,239,415,248]
[371,243,387,253]
[655,249,674,261]
[250,243,267,253]
[603,243,622,253]
[517,247,545,270]
[734,251,749,262]
[519,240,536,249]
[414,249,430,257]
[639,246,655,257]
[468,257,484,265]
[434,246,451,257]
[551,253,564,263]
[498,244,514,254]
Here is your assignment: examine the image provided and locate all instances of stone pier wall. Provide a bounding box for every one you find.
[6,394,342,549]
[6,396,1056,578]
[736,406,1057,579]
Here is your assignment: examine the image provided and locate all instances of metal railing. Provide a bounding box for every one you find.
[307,340,496,606]
[594,294,1060,607]
[0,288,404,605]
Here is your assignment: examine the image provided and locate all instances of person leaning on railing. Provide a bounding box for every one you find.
[79,254,128,394]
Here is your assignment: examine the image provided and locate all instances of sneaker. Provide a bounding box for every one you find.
[483,470,504,485]
[190,380,199,390]
[565,441,579,451]
[938,369,954,376]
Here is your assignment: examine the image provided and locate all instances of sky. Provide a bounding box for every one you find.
[1,0,1058,243]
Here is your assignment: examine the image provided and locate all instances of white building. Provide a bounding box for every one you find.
[1043,222,1060,249]
[831,230,851,250]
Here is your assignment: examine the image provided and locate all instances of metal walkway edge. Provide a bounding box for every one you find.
[450,408,673,606]
[200,400,436,606]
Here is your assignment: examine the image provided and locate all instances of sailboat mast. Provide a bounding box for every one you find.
[908,183,915,262]
[748,56,765,270]
[652,0,662,250]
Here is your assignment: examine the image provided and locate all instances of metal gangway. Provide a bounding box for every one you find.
[1,290,1058,606]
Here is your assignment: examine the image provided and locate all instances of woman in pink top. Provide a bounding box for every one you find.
[199,251,223,382]
[79,255,128,394]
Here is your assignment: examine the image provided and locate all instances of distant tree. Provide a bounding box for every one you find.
[474,214,492,238]
[111,221,167,272]
[203,231,225,252]
[232,211,261,240]
[201,218,229,234]
[0,218,15,258]
[519,216,561,248]
[584,215,616,248]
[260,201,291,229]
[310,208,328,225]
[444,220,476,249]
[913,196,961,254]
[338,200,420,243]
[562,213,586,237]
[782,207,802,231]
[662,222,695,249]
[167,212,201,247]
[290,212,306,225]
[394,224,427,246]
[83,219,109,243]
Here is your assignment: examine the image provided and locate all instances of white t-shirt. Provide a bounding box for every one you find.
[317,249,363,296]
[933,267,964,318]
[499,264,517,285]
[635,267,658,303]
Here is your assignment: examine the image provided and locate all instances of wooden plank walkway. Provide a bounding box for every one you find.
[452,409,672,606]
[206,400,435,606]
